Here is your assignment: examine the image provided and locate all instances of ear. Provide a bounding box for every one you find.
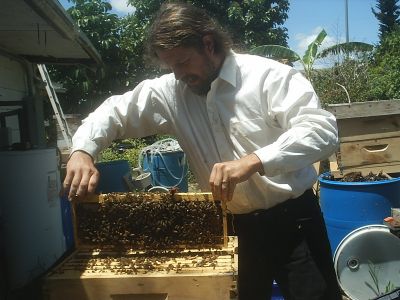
[202,35,215,55]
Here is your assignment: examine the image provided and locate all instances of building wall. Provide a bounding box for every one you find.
[0,55,29,144]
[0,54,47,148]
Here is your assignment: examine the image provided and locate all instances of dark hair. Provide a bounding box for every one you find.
[145,1,232,64]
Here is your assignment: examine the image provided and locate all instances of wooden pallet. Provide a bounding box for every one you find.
[43,236,237,300]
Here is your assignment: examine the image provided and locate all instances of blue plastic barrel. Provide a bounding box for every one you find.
[319,172,400,254]
[60,195,74,251]
[142,150,188,192]
[272,281,284,299]
[95,159,131,193]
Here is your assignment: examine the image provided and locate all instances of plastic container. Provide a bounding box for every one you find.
[319,173,400,254]
[60,195,74,251]
[142,150,188,192]
[95,160,131,193]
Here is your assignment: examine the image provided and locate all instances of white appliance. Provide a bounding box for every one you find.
[0,148,66,291]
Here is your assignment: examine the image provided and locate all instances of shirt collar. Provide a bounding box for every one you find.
[218,50,237,88]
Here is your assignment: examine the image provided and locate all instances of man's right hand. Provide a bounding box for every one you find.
[62,150,100,200]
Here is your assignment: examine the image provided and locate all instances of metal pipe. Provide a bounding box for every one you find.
[345,0,349,43]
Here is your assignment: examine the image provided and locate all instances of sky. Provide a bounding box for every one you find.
[60,0,380,57]
[287,0,379,54]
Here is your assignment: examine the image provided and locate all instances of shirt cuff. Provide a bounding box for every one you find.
[71,139,100,159]
[253,144,282,177]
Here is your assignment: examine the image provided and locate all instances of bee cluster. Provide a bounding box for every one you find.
[76,192,224,250]
[52,250,234,276]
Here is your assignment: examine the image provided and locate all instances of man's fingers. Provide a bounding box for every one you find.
[87,170,100,194]
[62,151,98,201]
[211,182,222,201]
[227,182,236,202]
[220,180,229,202]
[209,162,240,203]
[61,171,74,196]
[209,163,234,202]
[209,155,262,203]
[68,172,83,200]
[210,164,223,200]
[76,172,91,198]
[221,180,237,203]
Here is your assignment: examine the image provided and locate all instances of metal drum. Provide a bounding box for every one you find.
[334,225,400,300]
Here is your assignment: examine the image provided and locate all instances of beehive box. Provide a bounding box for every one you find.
[43,238,237,300]
[43,192,237,300]
[327,100,400,175]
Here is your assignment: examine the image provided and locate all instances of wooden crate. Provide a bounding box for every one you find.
[327,100,400,174]
[44,192,236,300]
[43,236,237,300]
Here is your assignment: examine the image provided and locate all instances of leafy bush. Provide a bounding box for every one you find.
[99,138,148,168]
[369,27,400,100]
[313,57,374,105]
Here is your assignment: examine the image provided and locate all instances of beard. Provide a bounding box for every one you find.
[183,59,219,96]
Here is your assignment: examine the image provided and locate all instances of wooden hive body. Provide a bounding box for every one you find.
[327,100,400,176]
[44,192,237,300]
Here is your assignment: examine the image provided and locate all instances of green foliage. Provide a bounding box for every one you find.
[129,0,290,50]
[48,0,158,116]
[99,138,148,168]
[372,0,400,40]
[302,29,327,75]
[366,260,398,296]
[48,0,289,117]
[251,28,375,105]
[368,261,381,296]
[251,29,373,82]
[250,30,328,76]
[312,57,373,106]
[250,44,300,62]
[318,42,374,58]
[49,0,126,114]
[385,281,397,294]
[369,28,400,99]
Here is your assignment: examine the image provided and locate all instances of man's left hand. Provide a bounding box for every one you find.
[209,153,263,203]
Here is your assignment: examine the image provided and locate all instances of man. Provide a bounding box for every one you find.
[64,2,342,299]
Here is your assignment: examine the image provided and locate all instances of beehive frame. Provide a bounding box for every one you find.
[71,192,228,250]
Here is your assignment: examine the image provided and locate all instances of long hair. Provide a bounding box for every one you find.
[145,1,232,64]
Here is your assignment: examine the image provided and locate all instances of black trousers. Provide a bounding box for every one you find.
[233,189,342,300]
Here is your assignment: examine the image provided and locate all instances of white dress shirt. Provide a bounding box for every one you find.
[72,51,339,214]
